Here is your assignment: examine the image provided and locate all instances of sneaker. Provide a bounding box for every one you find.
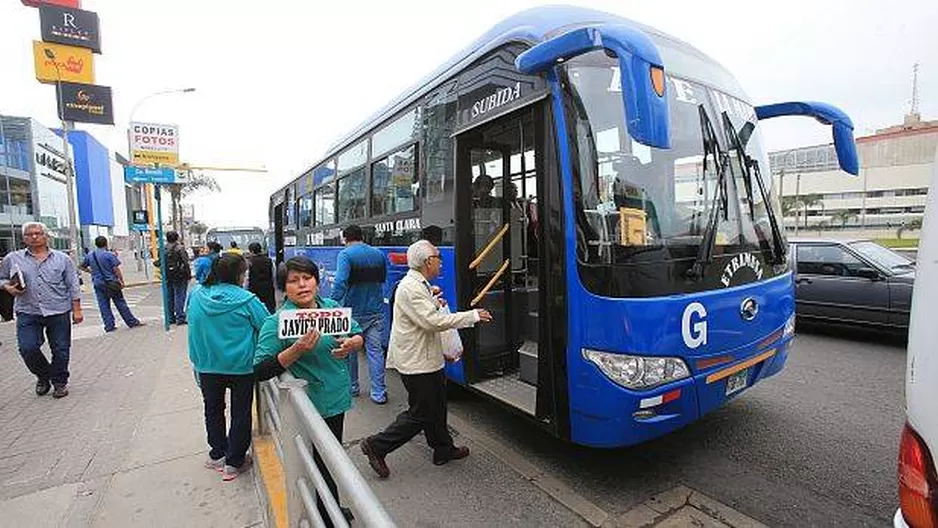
[105,327,117,333]
[129,321,147,328]
[371,396,388,405]
[360,437,389,478]
[35,379,51,396]
[433,446,469,466]
[176,321,188,326]
[204,455,225,471]
[52,385,69,399]
[222,454,253,481]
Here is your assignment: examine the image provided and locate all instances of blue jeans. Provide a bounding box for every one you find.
[93,283,141,331]
[348,314,386,401]
[167,280,189,324]
[16,311,72,387]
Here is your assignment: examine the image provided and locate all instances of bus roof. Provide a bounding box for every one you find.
[287,5,735,194]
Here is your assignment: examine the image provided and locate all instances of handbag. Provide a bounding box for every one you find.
[91,251,122,296]
[439,305,464,362]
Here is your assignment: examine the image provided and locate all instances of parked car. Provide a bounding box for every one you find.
[789,238,915,330]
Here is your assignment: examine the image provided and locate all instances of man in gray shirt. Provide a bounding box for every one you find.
[0,222,83,398]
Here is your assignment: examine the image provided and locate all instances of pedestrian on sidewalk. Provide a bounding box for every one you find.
[80,236,145,333]
[331,224,389,404]
[193,242,222,285]
[226,241,243,257]
[254,256,363,525]
[246,242,276,314]
[0,222,83,398]
[163,231,192,325]
[360,240,492,479]
[187,253,269,481]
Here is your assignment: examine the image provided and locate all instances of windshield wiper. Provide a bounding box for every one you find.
[721,113,787,265]
[687,105,729,280]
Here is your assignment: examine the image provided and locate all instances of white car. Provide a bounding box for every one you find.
[895,146,938,528]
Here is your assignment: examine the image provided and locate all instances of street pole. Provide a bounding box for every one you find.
[155,185,170,330]
[46,51,80,266]
[59,121,80,265]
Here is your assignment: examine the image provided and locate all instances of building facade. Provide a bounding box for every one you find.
[770,114,938,238]
[0,114,139,256]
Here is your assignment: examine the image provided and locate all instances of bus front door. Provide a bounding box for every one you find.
[455,106,542,417]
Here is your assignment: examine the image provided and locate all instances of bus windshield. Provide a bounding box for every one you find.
[564,52,784,279]
[206,228,265,249]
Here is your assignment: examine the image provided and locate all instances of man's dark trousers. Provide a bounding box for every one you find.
[16,311,72,388]
[167,280,188,324]
[368,369,455,458]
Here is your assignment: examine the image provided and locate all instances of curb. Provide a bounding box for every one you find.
[252,432,288,528]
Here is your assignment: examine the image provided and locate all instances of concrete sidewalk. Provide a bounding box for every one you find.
[0,320,263,527]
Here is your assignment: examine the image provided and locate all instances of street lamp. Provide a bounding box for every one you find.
[43,48,80,267]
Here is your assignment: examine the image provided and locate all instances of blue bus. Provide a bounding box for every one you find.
[206,226,265,251]
[268,6,859,447]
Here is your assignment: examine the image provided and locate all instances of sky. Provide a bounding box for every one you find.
[2,0,937,229]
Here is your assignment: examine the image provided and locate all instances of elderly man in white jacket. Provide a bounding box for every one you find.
[361,239,491,478]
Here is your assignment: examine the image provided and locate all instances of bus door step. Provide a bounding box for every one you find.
[519,340,538,386]
[472,374,536,416]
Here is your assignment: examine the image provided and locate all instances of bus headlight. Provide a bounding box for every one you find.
[582,349,690,390]
[784,314,796,338]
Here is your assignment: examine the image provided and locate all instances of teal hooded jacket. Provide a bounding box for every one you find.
[187,283,270,375]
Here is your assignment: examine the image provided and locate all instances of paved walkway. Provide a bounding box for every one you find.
[0,287,262,527]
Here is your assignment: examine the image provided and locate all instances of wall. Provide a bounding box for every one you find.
[109,158,129,236]
[61,130,115,227]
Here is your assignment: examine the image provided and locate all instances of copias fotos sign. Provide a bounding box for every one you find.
[278,308,352,339]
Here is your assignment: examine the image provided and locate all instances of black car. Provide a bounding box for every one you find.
[789,238,915,330]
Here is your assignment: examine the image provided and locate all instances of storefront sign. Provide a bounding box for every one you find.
[56,81,113,124]
[130,122,179,166]
[22,0,81,8]
[124,166,176,184]
[131,209,149,231]
[278,308,352,339]
[40,5,101,53]
[33,40,94,84]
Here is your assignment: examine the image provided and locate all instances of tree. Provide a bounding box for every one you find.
[169,172,220,241]
[896,218,923,240]
[816,220,830,237]
[831,210,857,230]
[800,194,823,229]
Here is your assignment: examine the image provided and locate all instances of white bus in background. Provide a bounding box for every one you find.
[895,146,938,528]
[205,226,265,252]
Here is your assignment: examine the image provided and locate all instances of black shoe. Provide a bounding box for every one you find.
[129,321,147,328]
[35,379,51,396]
[433,446,469,466]
[52,385,69,398]
[360,437,389,478]
[105,327,117,333]
[176,321,187,326]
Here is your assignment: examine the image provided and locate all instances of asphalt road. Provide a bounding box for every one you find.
[447,323,906,527]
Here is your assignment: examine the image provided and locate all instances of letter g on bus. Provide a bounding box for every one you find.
[682,302,708,349]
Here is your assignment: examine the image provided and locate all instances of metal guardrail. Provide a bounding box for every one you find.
[258,371,396,527]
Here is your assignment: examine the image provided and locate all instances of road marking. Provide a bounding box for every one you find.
[447,413,611,527]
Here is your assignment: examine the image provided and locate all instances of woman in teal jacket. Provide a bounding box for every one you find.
[188,253,269,481]
[255,256,363,526]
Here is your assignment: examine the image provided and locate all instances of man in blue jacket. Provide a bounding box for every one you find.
[331,224,389,404]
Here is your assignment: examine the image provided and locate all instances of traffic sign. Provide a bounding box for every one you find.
[124,165,175,184]
[131,209,149,231]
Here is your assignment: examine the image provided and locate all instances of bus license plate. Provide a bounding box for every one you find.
[725,369,749,395]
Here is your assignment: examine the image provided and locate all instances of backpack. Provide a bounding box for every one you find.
[166,244,191,281]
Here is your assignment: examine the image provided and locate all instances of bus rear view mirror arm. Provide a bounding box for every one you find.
[516,24,671,149]
[754,101,859,175]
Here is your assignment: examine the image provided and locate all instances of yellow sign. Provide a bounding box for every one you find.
[618,207,647,246]
[33,41,95,84]
[131,150,180,166]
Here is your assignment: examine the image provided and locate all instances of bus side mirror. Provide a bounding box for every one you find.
[516,24,671,149]
[754,101,859,176]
